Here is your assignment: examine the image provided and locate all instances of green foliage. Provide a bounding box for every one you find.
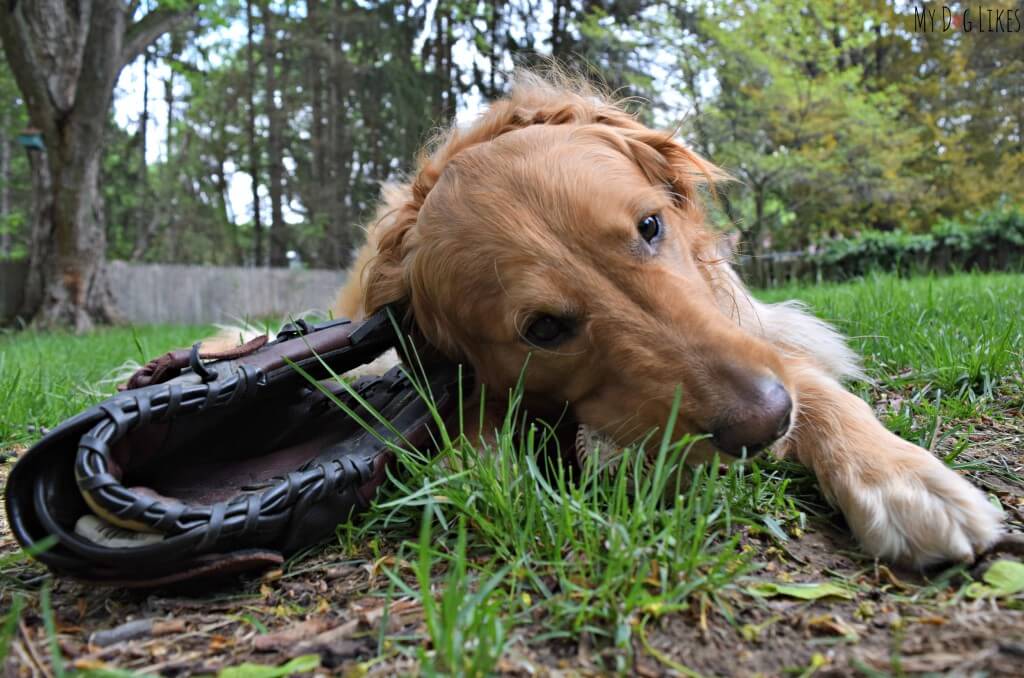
[3,2,1021,267]
[215,655,321,678]
[0,594,25,666]
[745,581,854,601]
[811,207,1024,279]
[657,1,1023,253]
[965,560,1024,601]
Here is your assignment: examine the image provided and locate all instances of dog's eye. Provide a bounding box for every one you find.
[524,315,573,348]
[637,214,662,244]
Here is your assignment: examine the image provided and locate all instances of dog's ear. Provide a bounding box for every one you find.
[362,182,420,316]
[361,82,616,316]
[628,129,728,211]
[585,122,729,223]
[361,97,531,316]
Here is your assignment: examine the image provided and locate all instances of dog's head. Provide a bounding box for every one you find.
[362,73,793,461]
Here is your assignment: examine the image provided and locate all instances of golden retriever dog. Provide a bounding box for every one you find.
[329,72,1002,568]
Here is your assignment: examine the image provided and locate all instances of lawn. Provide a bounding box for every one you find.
[2,272,1023,676]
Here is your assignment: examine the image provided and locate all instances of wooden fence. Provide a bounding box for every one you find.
[0,260,346,325]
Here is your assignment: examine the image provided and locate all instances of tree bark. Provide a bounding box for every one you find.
[262,0,288,267]
[246,0,264,266]
[0,0,190,330]
[551,0,566,57]
[164,66,175,162]
[432,3,454,122]
[133,38,151,257]
[0,107,9,258]
[748,183,767,286]
[19,146,53,315]
[488,1,501,97]
[327,4,354,268]
[306,0,324,243]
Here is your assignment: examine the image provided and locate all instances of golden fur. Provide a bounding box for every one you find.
[330,72,1002,568]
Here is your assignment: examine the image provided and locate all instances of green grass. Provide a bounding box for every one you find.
[760,272,1024,399]
[0,324,211,448]
[1,272,1022,675]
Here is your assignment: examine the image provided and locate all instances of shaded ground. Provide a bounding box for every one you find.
[2,406,1022,677]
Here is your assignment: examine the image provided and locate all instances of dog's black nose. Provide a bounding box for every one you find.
[712,379,792,457]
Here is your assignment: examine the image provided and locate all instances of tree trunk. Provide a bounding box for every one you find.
[488,1,502,97]
[750,185,767,286]
[141,44,150,176]
[307,0,324,242]
[247,0,264,266]
[432,3,455,122]
[19,146,53,315]
[333,115,354,268]
[164,69,174,163]
[31,126,115,330]
[327,5,354,269]
[133,40,151,258]
[0,108,9,258]
[214,156,239,263]
[0,0,190,329]
[551,0,565,57]
[262,1,288,267]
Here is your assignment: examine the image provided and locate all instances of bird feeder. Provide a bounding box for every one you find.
[16,128,44,151]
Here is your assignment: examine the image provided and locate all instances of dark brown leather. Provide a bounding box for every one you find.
[6,310,466,586]
[122,334,270,390]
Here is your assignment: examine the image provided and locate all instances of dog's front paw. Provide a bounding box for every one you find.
[838,441,1003,568]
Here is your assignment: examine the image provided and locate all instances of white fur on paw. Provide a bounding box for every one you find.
[841,454,1003,568]
[575,424,625,471]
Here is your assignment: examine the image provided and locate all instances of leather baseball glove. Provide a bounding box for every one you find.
[5,311,462,586]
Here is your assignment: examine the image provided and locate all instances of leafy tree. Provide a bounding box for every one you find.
[2,0,1021,315]
[0,0,193,329]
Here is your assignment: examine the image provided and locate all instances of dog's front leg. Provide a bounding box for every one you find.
[781,362,1003,568]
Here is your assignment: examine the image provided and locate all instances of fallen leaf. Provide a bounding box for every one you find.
[746,581,854,600]
[806,614,860,641]
[740,615,781,643]
[854,601,876,621]
[353,596,422,630]
[915,614,946,625]
[208,634,232,651]
[261,569,284,582]
[153,619,187,635]
[217,654,320,678]
[966,559,1024,599]
[295,619,370,668]
[72,659,118,671]
[294,618,360,655]
[874,564,909,590]
[253,617,333,652]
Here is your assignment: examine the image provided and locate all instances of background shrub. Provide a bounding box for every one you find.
[748,207,1024,286]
